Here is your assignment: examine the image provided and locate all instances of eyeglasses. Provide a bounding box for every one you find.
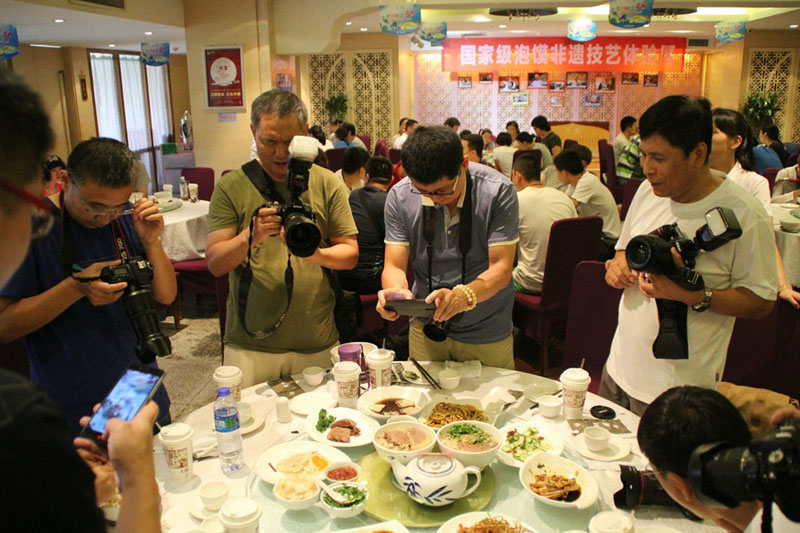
[409,174,460,197]
[0,178,58,239]
[72,184,134,217]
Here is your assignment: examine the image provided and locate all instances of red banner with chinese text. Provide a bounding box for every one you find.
[442,37,686,73]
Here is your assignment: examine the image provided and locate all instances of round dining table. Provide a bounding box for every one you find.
[773,203,800,287]
[159,199,210,263]
[154,365,724,533]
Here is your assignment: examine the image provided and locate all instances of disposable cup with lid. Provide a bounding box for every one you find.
[158,422,194,482]
[560,367,591,418]
[219,498,261,532]
[333,361,361,407]
[366,348,394,388]
[214,366,243,401]
[338,344,363,365]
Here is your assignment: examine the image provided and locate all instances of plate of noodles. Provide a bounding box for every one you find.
[255,440,350,485]
[437,511,536,533]
[418,394,502,431]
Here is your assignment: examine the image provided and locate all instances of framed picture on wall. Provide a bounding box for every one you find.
[527,72,548,89]
[479,72,493,84]
[512,93,529,106]
[549,80,565,92]
[458,76,472,88]
[594,75,616,93]
[583,93,602,107]
[622,72,639,85]
[643,74,659,87]
[566,71,588,89]
[498,76,520,93]
[550,95,564,107]
[203,46,245,109]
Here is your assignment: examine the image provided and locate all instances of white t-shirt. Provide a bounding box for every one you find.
[745,504,799,533]
[533,142,554,170]
[351,136,368,151]
[567,172,622,239]
[541,165,568,192]
[773,165,799,203]
[493,146,518,178]
[613,132,629,162]
[513,186,578,293]
[606,177,778,403]
[392,133,408,150]
[727,162,772,217]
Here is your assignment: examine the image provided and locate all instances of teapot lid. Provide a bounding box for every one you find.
[415,454,455,476]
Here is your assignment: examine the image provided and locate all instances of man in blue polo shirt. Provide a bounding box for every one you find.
[376,126,519,368]
[0,137,175,435]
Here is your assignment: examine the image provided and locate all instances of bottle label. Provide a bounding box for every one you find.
[215,412,240,432]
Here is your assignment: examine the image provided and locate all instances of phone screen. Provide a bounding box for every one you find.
[88,367,163,434]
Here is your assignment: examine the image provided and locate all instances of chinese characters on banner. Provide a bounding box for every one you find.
[204,46,245,109]
[379,4,421,35]
[442,37,686,73]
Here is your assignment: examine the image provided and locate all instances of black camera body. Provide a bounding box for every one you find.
[100,258,171,364]
[274,137,322,258]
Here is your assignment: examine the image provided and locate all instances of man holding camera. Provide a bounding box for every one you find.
[206,90,357,387]
[603,96,777,416]
[0,137,174,436]
[376,126,518,368]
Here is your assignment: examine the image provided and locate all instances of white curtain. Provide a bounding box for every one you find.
[119,55,149,152]
[146,64,173,145]
[90,52,125,142]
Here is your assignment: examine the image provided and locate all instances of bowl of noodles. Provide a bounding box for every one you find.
[373,421,437,465]
[436,421,502,470]
[518,452,599,510]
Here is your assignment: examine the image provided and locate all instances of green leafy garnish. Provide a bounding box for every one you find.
[322,485,366,507]
[316,408,336,432]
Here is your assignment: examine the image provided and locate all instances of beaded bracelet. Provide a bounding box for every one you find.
[454,284,478,311]
[778,284,792,294]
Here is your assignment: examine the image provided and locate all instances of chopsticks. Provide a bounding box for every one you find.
[410,357,442,390]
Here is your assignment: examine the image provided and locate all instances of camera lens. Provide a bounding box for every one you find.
[423,320,450,342]
[626,234,676,274]
[625,236,654,270]
[284,211,321,257]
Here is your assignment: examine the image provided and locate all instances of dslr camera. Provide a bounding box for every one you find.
[101,258,172,364]
[274,136,322,257]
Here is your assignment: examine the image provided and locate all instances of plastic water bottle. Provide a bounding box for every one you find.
[214,387,244,473]
[179,176,189,200]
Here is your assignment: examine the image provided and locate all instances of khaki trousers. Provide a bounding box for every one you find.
[224,344,336,388]
[408,319,514,369]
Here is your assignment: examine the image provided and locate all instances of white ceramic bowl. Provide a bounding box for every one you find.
[272,477,320,511]
[319,481,368,519]
[199,481,229,511]
[323,461,362,483]
[372,421,437,465]
[436,420,502,470]
[302,366,325,387]
[539,395,563,418]
[329,342,377,364]
[437,369,460,390]
[357,385,430,421]
[518,452,600,510]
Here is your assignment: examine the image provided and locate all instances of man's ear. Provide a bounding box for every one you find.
[666,472,694,502]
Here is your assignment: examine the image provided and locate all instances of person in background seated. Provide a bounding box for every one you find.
[493,131,517,179]
[461,133,484,164]
[753,142,783,176]
[390,117,408,148]
[516,131,554,170]
[772,160,800,203]
[616,133,643,186]
[333,125,353,148]
[337,147,369,191]
[613,116,638,162]
[42,154,65,197]
[0,69,162,533]
[343,122,368,151]
[327,118,342,143]
[444,117,460,132]
[480,128,496,153]
[506,120,520,147]
[309,124,334,151]
[511,153,577,295]
[638,386,797,533]
[531,115,563,156]
[760,124,789,167]
[339,156,393,295]
[555,148,621,260]
[392,118,418,150]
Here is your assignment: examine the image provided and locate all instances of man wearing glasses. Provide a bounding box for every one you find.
[0,137,175,435]
[376,126,519,368]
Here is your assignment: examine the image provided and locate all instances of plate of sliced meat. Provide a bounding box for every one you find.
[305,406,380,448]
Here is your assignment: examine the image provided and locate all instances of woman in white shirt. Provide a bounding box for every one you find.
[710,107,800,308]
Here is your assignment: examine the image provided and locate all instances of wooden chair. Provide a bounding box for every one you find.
[513,216,603,375]
[619,178,644,221]
[181,167,215,201]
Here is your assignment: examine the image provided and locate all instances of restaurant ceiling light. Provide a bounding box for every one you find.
[360,27,368,32]
[509,30,527,33]
[345,21,352,25]
[145,31,153,35]
[671,30,693,33]
[585,5,610,15]
[54,19,64,23]
[30,44,62,48]
[498,24,507,28]
[109,43,116,47]
[472,16,491,23]
[792,24,799,29]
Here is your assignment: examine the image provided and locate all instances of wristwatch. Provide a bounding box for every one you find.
[691,286,713,312]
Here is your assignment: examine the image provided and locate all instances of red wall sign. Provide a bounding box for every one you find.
[204,46,245,109]
[442,37,686,73]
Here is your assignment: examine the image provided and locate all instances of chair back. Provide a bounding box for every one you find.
[539,216,603,312]
[388,148,402,165]
[221,169,235,176]
[181,167,215,201]
[563,261,622,392]
[598,139,609,180]
[763,167,780,192]
[326,148,346,173]
[787,153,798,167]
[513,149,541,166]
[374,139,389,158]
[357,135,372,152]
[597,142,622,203]
[619,178,644,220]
[563,139,578,150]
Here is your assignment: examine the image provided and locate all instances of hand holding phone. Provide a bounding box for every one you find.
[384,298,436,317]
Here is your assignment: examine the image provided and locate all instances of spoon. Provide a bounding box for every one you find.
[317,480,355,505]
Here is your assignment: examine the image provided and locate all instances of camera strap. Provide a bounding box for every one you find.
[652,298,690,359]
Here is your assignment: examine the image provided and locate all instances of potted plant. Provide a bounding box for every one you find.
[742,92,782,135]
[324,94,348,122]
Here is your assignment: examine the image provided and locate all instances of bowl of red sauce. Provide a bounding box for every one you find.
[324,461,361,482]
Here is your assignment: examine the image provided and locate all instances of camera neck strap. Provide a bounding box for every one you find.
[423,171,473,294]
[59,190,131,281]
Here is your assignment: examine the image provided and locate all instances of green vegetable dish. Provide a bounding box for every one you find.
[322,485,367,508]
[441,423,498,452]
[501,427,552,462]
[316,408,336,432]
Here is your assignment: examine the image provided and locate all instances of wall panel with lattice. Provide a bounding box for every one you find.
[746,48,799,143]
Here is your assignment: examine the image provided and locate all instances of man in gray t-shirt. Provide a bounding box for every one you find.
[376,126,519,368]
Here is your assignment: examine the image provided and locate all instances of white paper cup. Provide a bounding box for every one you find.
[158,422,194,483]
[560,368,591,418]
[200,481,229,511]
[365,348,394,389]
[538,395,563,418]
[237,401,252,423]
[333,361,361,408]
[584,426,611,452]
[188,182,199,201]
[219,498,261,532]
[214,366,243,401]
[162,184,173,194]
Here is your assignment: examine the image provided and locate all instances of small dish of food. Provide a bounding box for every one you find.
[318,482,368,519]
[304,406,379,448]
[518,452,599,510]
[417,394,500,429]
[436,420,502,470]
[323,461,362,483]
[273,475,320,511]
[496,421,564,467]
[357,385,430,421]
[372,421,437,465]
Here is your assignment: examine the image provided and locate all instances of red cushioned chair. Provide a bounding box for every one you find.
[513,216,603,375]
[327,148,346,173]
[619,178,644,221]
[597,142,623,203]
[763,168,780,193]
[374,139,389,158]
[388,149,402,165]
[221,169,235,176]
[563,139,578,150]
[181,167,215,201]
[357,135,372,152]
[562,261,622,393]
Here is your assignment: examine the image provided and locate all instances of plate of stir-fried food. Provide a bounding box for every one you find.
[518,452,599,510]
[437,511,536,533]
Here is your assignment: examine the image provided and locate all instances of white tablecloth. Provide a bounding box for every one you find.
[155,367,724,533]
[161,200,210,262]
[773,204,800,287]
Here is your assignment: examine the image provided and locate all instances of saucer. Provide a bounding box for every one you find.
[573,433,631,461]
[188,493,217,521]
[239,408,265,435]
[289,391,336,416]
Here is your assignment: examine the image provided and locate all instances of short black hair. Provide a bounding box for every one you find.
[639,95,712,162]
[405,119,418,131]
[365,156,393,184]
[398,117,408,127]
[67,137,136,188]
[505,120,519,133]
[553,148,584,175]
[638,386,751,477]
[761,124,780,141]
[462,134,484,158]
[342,147,370,174]
[620,115,637,131]
[42,154,66,182]
[401,126,463,185]
[343,122,356,136]
[308,125,326,145]
[531,115,551,131]
[496,132,513,147]
[573,144,593,166]
[459,130,473,139]
[335,126,349,141]
[713,108,756,172]
[512,153,541,182]
[328,118,343,126]
[479,128,493,137]
[444,117,460,128]
[516,131,533,144]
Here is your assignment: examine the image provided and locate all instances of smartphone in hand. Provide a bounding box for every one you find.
[384,298,436,317]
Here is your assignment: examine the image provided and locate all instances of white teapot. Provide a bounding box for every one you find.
[390,453,481,506]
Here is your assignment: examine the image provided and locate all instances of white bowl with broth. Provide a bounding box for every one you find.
[372,421,437,465]
[436,420,502,470]
[357,385,430,422]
